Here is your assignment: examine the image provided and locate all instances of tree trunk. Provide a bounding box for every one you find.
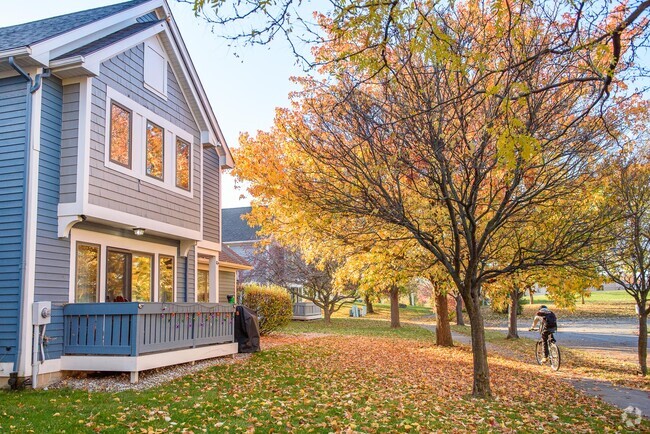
[639,308,648,376]
[506,289,519,339]
[529,289,534,305]
[323,306,332,324]
[389,286,400,328]
[435,289,453,346]
[455,293,465,326]
[463,288,492,398]
[365,295,375,314]
[581,292,585,304]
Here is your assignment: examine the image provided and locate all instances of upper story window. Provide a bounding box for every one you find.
[176,138,191,191]
[146,120,164,180]
[105,87,194,198]
[144,39,167,98]
[109,102,132,168]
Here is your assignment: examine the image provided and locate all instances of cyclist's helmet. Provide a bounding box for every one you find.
[540,305,547,309]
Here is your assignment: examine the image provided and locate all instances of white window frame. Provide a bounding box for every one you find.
[104,86,194,199]
[69,228,178,303]
[143,37,168,100]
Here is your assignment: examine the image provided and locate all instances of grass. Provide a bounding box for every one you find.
[522,290,638,318]
[451,324,650,391]
[1,320,647,433]
[281,317,435,340]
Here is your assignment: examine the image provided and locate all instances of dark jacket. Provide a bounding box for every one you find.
[536,309,557,330]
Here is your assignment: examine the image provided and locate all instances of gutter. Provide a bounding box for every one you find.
[8,57,49,382]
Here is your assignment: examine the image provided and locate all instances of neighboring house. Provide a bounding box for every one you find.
[222,206,262,283]
[222,207,321,320]
[0,0,250,387]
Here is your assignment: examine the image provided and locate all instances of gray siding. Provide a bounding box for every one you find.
[87,44,201,230]
[35,77,70,360]
[203,147,220,243]
[0,75,28,367]
[176,247,196,302]
[59,83,79,203]
[219,270,236,303]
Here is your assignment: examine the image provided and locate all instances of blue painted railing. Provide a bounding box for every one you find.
[63,303,235,356]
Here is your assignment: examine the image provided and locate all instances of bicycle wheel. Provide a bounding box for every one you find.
[549,342,561,371]
[535,341,545,365]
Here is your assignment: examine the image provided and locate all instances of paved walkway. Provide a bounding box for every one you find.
[421,323,650,418]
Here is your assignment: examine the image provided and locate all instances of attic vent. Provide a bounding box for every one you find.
[144,38,167,98]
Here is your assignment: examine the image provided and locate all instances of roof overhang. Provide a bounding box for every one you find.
[0,0,234,169]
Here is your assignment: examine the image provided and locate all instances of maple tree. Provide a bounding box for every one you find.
[229,0,647,397]
[598,148,650,375]
[484,271,535,339]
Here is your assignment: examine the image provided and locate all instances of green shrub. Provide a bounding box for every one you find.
[242,284,293,335]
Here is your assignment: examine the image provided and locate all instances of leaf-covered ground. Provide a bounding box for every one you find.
[1,327,647,433]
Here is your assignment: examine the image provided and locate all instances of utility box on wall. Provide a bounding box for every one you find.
[32,302,51,325]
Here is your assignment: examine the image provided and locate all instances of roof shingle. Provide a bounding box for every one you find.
[0,0,151,52]
[220,245,251,268]
[222,207,261,243]
[52,20,163,60]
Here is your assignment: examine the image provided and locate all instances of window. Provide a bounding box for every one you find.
[197,269,209,302]
[159,255,174,302]
[144,43,167,97]
[131,253,153,302]
[146,120,164,180]
[106,249,129,302]
[104,87,193,196]
[109,102,131,168]
[105,250,153,302]
[75,243,100,302]
[176,138,191,190]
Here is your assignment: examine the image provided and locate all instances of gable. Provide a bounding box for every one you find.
[0,0,233,168]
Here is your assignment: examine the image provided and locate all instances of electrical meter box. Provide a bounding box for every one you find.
[32,301,52,325]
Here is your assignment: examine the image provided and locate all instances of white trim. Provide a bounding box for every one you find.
[209,256,218,303]
[193,249,199,302]
[224,240,261,246]
[17,68,43,378]
[0,47,31,60]
[60,343,238,382]
[81,23,166,76]
[77,77,92,208]
[220,262,252,271]
[28,0,163,65]
[197,240,221,253]
[69,228,178,303]
[104,86,194,199]
[143,35,168,99]
[84,203,202,241]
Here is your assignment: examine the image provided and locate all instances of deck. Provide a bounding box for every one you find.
[292,302,322,321]
[62,302,237,382]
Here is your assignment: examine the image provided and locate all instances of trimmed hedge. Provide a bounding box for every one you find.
[242,284,293,335]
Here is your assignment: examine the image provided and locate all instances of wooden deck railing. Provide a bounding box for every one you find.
[293,302,321,318]
[63,303,235,356]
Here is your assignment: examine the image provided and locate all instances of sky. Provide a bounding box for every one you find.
[0,0,305,208]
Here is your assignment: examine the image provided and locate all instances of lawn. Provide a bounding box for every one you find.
[521,290,638,318]
[451,324,650,391]
[1,316,647,433]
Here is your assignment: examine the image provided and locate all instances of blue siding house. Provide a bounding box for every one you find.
[0,0,250,387]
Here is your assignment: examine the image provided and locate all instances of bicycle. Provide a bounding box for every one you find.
[530,327,561,371]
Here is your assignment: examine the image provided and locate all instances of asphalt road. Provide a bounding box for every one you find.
[488,317,641,360]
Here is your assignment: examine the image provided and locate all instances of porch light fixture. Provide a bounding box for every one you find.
[133,227,145,236]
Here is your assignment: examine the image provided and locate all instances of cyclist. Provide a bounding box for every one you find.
[529,305,557,363]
